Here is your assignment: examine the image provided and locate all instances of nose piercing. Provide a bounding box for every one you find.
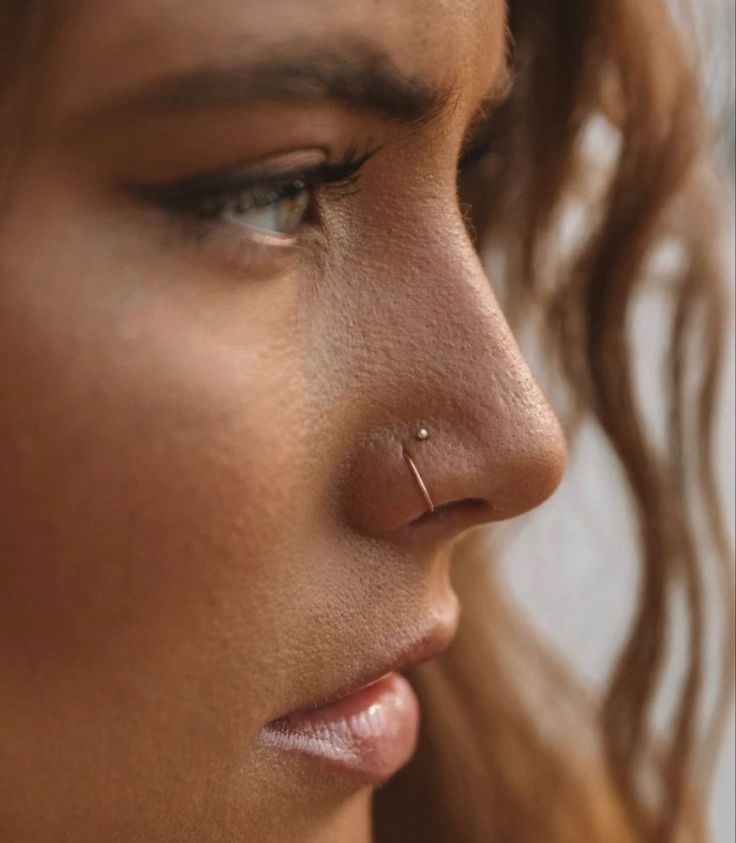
[402,426,435,514]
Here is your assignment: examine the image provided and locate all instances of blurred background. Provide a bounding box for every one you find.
[494,1,734,840]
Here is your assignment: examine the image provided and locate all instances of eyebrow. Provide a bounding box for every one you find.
[94,42,456,127]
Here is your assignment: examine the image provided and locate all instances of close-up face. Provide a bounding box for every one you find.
[0,1,570,840]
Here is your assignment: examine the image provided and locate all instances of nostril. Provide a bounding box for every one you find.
[408,497,490,527]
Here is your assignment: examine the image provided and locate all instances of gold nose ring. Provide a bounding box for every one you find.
[402,426,435,514]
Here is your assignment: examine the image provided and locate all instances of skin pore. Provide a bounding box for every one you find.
[0,1,567,841]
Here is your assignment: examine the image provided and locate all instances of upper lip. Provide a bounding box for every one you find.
[269,613,459,722]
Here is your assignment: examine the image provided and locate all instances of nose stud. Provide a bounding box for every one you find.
[402,426,435,514]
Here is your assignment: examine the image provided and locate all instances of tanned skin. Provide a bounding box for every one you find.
[0,1,566,840]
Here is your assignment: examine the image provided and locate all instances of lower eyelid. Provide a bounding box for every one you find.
[190,219,303,277]
[128,168,346,273]
[199,198,330,269]
[132,196,300,274]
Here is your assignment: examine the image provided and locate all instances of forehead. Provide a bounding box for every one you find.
[48,0,505,116]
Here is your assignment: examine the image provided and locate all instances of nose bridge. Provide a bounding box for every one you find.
[338,215,567,535]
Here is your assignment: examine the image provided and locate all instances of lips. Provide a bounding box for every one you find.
[261,671,420,781]
[259,617,458,782]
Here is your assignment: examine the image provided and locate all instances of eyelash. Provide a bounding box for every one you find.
[132,143,381,229]
[127,131,497,255]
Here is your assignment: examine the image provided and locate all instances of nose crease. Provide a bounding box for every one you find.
[408,498,489,527]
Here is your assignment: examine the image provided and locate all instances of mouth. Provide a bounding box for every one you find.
[259,617,458,783]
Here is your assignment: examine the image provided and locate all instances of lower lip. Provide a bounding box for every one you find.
[261,672,420,782]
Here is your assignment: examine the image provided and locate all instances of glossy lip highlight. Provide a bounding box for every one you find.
[261,672,420,782]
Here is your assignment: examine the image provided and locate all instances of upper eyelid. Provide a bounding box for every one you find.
[125,163,312,209]
[124,143,381,210]
[119,146,327,207]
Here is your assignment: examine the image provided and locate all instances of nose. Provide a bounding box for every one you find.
[337,214,567,540]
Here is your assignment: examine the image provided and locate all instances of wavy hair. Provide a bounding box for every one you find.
[375,2,734,841]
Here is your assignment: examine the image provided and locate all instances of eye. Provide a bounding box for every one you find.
[127,143,381,240]
[216,181,311,236]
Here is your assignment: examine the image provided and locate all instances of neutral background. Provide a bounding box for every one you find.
[496,2,734,839]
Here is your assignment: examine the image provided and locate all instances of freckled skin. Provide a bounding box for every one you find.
[0,1,566,841]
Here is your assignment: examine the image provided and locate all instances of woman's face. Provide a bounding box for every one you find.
[0,0,566,839]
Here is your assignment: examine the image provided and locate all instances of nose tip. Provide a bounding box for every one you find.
[479,420,568,520]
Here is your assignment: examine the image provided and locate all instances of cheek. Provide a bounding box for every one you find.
[0,176,354,827]
[0,238,313,722]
